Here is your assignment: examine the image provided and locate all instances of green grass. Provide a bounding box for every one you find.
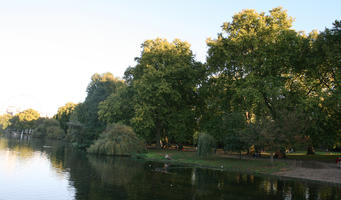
[137,150,289,175]
[136,149,341,175]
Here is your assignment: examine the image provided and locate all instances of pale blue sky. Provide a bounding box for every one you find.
[0,0,340,116]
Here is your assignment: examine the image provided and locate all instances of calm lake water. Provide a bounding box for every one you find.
[0,137,340,200]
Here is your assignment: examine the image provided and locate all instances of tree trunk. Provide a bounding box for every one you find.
[307,145,315,155]
[155,122,162,149]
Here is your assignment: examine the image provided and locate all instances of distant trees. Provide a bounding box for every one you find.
[32,118,65,139]
[0,114,12,131]
[8,109,40,132]
[55,102,77,134]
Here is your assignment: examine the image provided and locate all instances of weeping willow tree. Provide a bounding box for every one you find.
[88,123,146,156]
[197,133,216,157]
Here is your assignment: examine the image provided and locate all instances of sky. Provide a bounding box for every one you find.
[0,0,340,116]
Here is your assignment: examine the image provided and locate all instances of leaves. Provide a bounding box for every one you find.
[125,38,205,145]
[55,102,77,133]
[9,109,40,131]
[87,123,146,156]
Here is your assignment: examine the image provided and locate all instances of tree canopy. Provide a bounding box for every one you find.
[69,72,125,148]
[9,109,40,131]
[55,102,77,133]
[0,114,12,131]
[203,7,315,153]
[125,38,205,148]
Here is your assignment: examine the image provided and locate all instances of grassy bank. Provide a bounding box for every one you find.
[137,149,289,175]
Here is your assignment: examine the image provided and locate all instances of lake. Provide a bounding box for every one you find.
[0,137,340,200]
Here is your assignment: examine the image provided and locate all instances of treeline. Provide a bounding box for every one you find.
[1,8,340,155]
[0,109,66,140]
[0,109,40,134]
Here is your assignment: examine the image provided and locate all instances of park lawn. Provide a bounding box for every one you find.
[138,149,289,175]
[137,149,341,175]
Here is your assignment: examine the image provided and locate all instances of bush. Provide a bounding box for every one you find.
[32,119,65,139]
[197,133,216,157]
[66,119,87,149]
[87,123,146,156]
[46,126,65,140]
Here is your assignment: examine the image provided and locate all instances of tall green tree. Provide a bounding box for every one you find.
[126,38,204,148]
[70,73,124,148]
[205,7,308,152]
[302,20,341,151]
[55,102,77,134]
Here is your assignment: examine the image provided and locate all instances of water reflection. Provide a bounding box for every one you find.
[0,138,75,200]
[0,137,340,200]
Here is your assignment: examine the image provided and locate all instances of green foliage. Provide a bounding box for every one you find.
[9,109,40,131]
[0,114,12,131]
[32,118,65,139]
[98,83,134,126]
[66,104,88,149]
[46,126,65,140]
[244,109,307,153]
[206,7,305,119]
[87,123,146,156]
[126,38,205,146]
[73,73,125,148]
[18,109,40,122]
[222,113,249,153]
[203,7,340,153]
[302,20,341,149]
[55,102,77,133]
[197,133,216,157]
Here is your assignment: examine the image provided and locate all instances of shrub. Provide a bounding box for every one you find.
[32,119,65,139]
[46,126,65,140]
[87,123,146,156]
[197,132,216,157]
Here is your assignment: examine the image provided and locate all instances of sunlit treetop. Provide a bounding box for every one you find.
[140,38,192,55]
[220,7,294,40]
[17,109,40,122]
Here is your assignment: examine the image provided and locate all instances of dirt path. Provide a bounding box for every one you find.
[274,161,341,184]
[218,153,341,184]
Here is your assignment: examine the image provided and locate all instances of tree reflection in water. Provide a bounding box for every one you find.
[1,137,340,200]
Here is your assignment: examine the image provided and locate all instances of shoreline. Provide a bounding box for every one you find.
[4,136,340,185]
[137,150,341,185]
[274,162,341,185]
